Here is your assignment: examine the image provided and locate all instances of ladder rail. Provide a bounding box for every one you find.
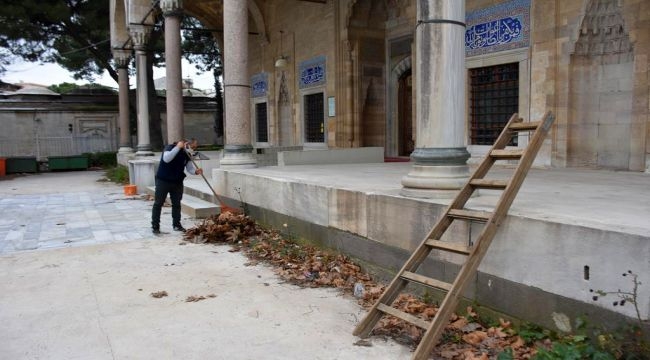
[352,218,452,337]
[353,112,555,360]
[354,113,522,337]
[446,113,522,212]
[354,113,523,338]
[427,112,523,240]
[411,111,555,359]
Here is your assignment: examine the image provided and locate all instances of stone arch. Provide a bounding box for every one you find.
[127,0,155,26]
[346,0,360,28]
[110,0,130,48]
[387,55,411,156]
[248,0,268,45]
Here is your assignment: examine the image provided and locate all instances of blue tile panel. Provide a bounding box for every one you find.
[251,72,268,98]
[465,0,531,57]
[299,55,326,89]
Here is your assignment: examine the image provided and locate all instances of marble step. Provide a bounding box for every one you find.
[145,186,220,219]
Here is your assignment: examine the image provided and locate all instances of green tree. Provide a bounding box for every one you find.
[0,0,116,82]
[180,16,224,141]
[0,0,166,148]
[47,82,80,94]
[0,2,221,147]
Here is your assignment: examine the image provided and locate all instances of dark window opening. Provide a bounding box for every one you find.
[304,93,324,143]
[469,63,519,145]
[256,102,268,143]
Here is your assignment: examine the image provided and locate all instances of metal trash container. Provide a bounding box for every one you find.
[6,157,38,173]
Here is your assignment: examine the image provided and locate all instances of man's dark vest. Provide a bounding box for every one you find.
[155,144,188,184]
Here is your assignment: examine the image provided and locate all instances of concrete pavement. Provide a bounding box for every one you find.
[0,171,411,360]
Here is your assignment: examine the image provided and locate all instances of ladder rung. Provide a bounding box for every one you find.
[425,239,471,255]
[469,179,508,190]
[376,303,431,330]
[509,121,540,131]
[490,149,524,159]
[448,209,491,222]
[401,271,453,292]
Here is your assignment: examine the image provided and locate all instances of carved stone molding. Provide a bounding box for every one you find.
[574,0,633,62]
[278,72,289,106]
[112,50,132,69]
[129,25,151,50]
[160,0,184,17]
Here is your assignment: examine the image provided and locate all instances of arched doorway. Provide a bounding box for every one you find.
[397,69,413,156]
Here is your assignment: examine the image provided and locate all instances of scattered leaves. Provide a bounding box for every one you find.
[183,213,543,358]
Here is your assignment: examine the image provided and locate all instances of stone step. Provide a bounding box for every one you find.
[145,186,220,219]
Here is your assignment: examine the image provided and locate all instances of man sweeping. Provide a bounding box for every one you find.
[151,139,203,234]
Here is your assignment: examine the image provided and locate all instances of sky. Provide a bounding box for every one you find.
[1,58,216,91]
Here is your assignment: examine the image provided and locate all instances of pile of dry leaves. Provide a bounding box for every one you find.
[184,213,541,359]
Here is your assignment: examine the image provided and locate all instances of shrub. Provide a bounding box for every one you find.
[83,152,117,168]
[103,165,129,184]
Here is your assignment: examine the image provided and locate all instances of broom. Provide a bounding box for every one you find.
[184,146,242,215]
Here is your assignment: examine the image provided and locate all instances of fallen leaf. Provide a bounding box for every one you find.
[462,331,488,345]
[449,317,469,330]
[499,318,511,329]
[186,294,217,302]
[511,336,525,349]
[487,326,508,338]
[150,291,168,298]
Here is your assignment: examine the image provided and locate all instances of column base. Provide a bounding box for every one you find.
[401,164,471,199]
[220,152,257,169]
[135,143,154,157]
[127,159,157,194]
[118,146,134,154]
[220,145,257,169]
[135,151,155,157]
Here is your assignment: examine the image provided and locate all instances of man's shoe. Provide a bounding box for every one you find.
[152,227,161,235]
[173,225,186,232]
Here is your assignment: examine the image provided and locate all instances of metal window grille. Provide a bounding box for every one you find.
[469,63,519,145]
[304,93,324,142]
[255,102,268,143]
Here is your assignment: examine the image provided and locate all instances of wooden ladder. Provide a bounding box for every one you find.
[353,111,555,360]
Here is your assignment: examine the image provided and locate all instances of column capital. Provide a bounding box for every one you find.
[112,49,132,69]
[129,25,151,51]
[160,0,184,17]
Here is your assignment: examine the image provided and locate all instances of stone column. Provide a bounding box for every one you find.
[401,0,469,198]
[161,0,184,143]
[221,0,256,168]
[113,49,134,153]
[131,25,154,156]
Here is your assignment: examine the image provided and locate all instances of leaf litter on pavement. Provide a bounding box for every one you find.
[183,213,542,359]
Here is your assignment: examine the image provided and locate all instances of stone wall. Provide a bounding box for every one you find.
[0,94,119,159]
[0,93,220,157]
[248,0,337,148]
[528,0,649,171]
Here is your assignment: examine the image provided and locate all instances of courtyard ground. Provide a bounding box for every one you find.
[0,171,411,360]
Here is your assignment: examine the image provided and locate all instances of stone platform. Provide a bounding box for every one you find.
[183,163,650,333]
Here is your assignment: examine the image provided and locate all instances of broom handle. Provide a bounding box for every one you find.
[184,148,228,207]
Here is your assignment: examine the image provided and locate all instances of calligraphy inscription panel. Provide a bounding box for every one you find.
[465,0,530,57]
[251,72,268,98]
[299,55,327,89]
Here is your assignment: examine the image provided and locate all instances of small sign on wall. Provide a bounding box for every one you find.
[328,97,335,117]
